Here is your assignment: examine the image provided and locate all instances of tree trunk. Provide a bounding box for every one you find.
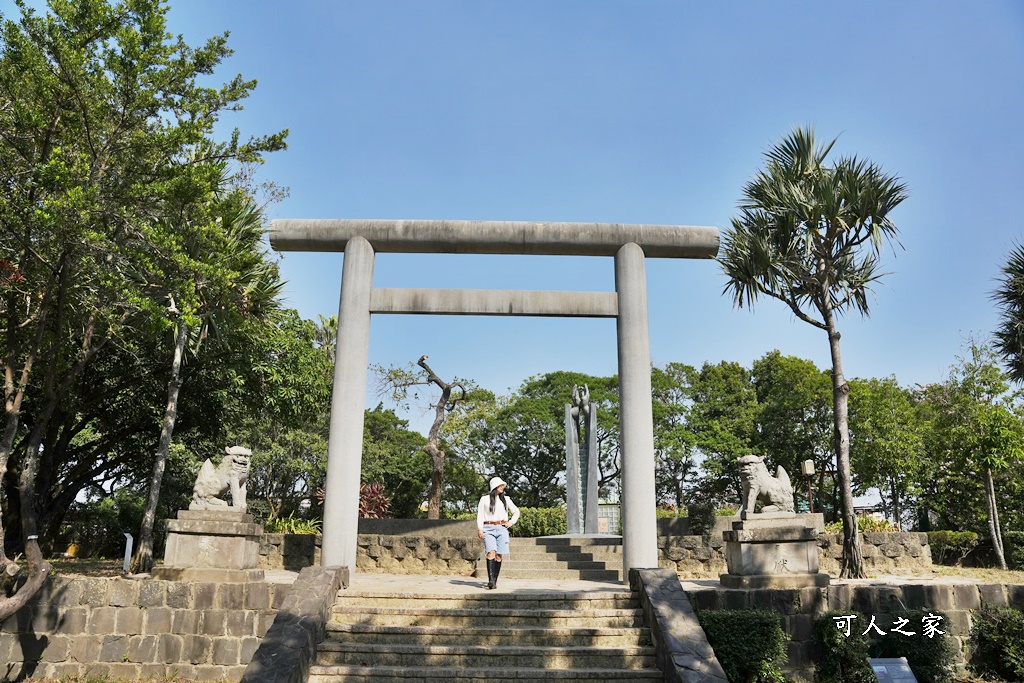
[890,478,902,530]
[984,466,1007,571]
[133,319,188,573]
[425,445,444,520]
[824,315,865,578]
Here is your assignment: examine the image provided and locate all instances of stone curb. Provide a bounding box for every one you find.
[240,565,348,683]
[630,568,729,683]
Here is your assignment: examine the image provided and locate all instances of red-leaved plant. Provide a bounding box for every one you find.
[358,482,392,519]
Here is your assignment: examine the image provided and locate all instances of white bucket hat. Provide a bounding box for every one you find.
[489,476,507,491]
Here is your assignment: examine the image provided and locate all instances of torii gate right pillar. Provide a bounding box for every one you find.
[615,243,660,574]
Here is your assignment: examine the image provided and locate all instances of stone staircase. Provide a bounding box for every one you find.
[308,586,662,682]
[486,536,624,582]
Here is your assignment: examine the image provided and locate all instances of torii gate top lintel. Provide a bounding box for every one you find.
[270,218,719,259]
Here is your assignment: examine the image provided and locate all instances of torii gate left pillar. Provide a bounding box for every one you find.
[270,219,719,582]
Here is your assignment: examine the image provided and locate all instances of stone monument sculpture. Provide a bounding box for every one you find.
[738,454,795,516]
[565,384,599,534]
[190,445,252,513]
[153,446,264,582]
[720,454,829,589]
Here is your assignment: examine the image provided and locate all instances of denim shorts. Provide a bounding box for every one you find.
[482,524,510,555]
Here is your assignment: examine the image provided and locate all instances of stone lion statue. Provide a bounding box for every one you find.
[738,454,794,515]
[190,446,251,513]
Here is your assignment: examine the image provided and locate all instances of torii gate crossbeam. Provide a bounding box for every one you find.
[270,219,719,583]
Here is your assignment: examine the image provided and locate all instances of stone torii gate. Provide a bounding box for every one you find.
[270,219,719,581]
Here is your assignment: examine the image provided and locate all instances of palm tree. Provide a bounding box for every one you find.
[989,245,1024,569]
[719,126,908,578]
[992,244,1024,383]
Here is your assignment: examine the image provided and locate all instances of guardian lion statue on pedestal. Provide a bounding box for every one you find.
[738,454,795,515]
[190,446,251,513]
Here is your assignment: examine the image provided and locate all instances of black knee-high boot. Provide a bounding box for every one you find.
[486,558,496,589]
[493,558,503,588]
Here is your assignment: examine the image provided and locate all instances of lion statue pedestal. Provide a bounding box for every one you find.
[720,455,830,589]
[152,447,265,583]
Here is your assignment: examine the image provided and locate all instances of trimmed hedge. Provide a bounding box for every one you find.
[968,607,1024,682]
[511,507,567,537]
[813,610,954,683]
[813,611,875,683]
[696,609,788,683]
[926,530,979,565]
[871,610,955,683]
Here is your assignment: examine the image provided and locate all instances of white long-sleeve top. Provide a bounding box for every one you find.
[477,494,520,532]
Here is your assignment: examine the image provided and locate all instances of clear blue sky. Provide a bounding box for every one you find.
[157,2,1024,430]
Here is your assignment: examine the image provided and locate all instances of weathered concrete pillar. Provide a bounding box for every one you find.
[615,242,659,579]
[322,236,374,569]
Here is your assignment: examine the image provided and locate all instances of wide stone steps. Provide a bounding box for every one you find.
[334,593,638,610]
[329,605,645,628]
[326,623,652,647]
[312,587,662,682]
[314,642,658,669]
[487,536,625,582]
[308,665,663,682]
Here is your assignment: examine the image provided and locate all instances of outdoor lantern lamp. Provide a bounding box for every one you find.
[800,459,815,513]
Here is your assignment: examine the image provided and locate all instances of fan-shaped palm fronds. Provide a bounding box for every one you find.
[992,244,1024,384]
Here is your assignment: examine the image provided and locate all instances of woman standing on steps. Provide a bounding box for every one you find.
[477,476,520,590]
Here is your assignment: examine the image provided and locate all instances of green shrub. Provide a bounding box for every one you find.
[813,611,875,683]
[870,610,955,683]
[512,507,567,537]
[968,607,1024,682]
[696,609,788,683]
[265,513,322,534]
[716,506,738,516]
[1002,530,1024,571]
[657,505,685,518]
[823,516,899,533]
[926,530,979,565]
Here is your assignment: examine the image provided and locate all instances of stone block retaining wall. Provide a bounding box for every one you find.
[684,582,1024,682]
[659,531,932,578]
[1,576,285,681]
[258,531,933,577]
[259,533,480,575]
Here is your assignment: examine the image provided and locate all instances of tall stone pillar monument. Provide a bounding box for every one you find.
[565,384,599,534]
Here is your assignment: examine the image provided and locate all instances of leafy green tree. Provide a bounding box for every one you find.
[751,352,834,517]
[452,371,618,508]
[922,343,1024,569]
[651,362,697,508]
[0,0,284,616]
[229,311,334,523]
[848,376,926,528]
[688,360,761,507]
[718,126,908,578]
[359,406,430,519]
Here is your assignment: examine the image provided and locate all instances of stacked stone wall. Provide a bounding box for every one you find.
[685,582,1024,682]
[1,576,285,681]
[659,531,932,578]
[259,533,480,575]
[258,531,932,577]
